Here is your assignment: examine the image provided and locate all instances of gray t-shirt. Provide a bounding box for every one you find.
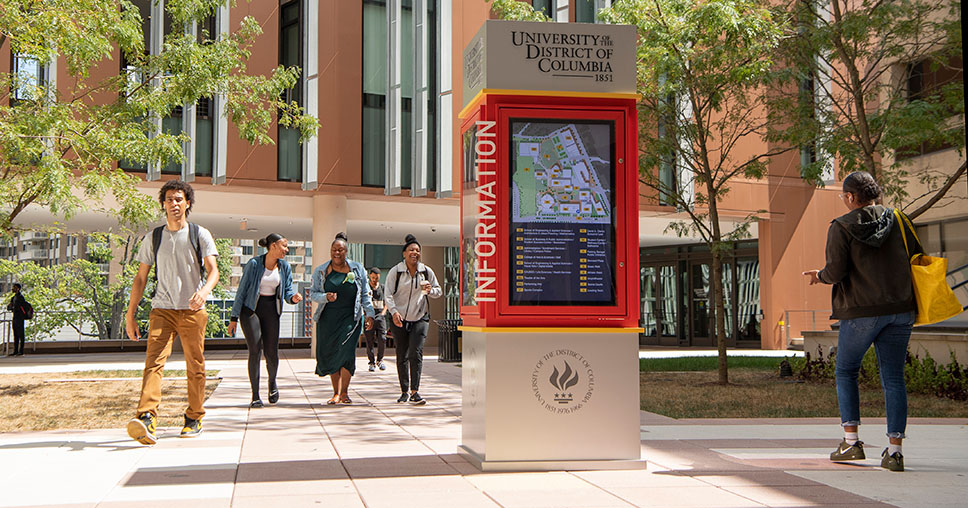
[136,224,218,310]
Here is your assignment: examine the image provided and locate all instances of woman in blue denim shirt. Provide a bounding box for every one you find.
[228,233,303,408]
[311,232,374,405]
[803,171,917,472]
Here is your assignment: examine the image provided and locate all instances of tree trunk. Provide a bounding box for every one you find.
[110,291,126,341]
[705,180,729,385]
[711,247,729,385]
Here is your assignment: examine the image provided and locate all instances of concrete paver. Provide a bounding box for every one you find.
[0,349,965,507]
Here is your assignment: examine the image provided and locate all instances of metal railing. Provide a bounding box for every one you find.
[784,309,833,349]
[1,307,311,355]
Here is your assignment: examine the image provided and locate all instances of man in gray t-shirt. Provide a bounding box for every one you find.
[124,180,219,445]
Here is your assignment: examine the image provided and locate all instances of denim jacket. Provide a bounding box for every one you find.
[230,255,296,322]
[310,259,375,323]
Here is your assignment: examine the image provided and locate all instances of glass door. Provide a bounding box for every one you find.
[641,263,679,345]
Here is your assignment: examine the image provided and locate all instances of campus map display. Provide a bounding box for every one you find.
[509,119,616,305]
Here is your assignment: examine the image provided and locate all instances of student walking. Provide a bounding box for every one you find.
[310,233,374,405]
[364,267,388,372]
[124,180,219,445]
[6,283,29,356]
[228,233,303,408]
[803,171,917,472]
[385,234,441,405]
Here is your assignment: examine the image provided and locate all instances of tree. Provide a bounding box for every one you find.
[769,0,965,218]
[0,231,235,343]
[490,0,789,384]
[0,0,319,236]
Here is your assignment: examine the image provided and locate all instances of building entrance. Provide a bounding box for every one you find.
[639,242,761,348]
[640,264,680,346]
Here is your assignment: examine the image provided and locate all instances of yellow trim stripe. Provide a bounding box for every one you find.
[459,326,645,334]
[458,89,641,119]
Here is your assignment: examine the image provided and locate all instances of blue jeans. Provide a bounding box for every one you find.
[835,311,914,439]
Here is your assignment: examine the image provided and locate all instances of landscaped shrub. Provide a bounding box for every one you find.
[788,347,968,401]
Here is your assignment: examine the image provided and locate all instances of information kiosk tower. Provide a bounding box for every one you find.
[458,20,642,471]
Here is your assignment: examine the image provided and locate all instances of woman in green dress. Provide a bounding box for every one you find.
[310,233,375,405]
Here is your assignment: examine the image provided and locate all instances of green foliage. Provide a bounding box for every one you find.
[485,0,552,22]
[793,346,968,401]
[768,0,964,207]
[0,0,319,236]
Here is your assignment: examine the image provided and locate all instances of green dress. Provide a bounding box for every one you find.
[315,270,362,376]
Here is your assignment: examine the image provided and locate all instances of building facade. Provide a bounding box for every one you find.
[3,0,963,348]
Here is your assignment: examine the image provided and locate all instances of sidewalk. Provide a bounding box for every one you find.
[0,349,965,507]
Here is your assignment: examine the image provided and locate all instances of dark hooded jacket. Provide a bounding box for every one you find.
[818,205,918,320]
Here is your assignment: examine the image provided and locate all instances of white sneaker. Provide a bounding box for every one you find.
[368,363,376,372]
[378,361,386,370]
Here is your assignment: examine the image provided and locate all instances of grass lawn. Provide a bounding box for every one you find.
[640,357,968,419]
[0,370,220,432]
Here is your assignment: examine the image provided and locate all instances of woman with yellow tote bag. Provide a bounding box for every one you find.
[893,209,963,326]
[802,171,917,472]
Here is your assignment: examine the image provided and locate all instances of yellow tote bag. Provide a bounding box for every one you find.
[894,209,964,326]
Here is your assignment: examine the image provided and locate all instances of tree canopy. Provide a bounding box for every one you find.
[768,0,964,216]
[0,0,319,236]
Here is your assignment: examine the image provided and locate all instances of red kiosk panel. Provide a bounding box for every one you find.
[460,95,639,328]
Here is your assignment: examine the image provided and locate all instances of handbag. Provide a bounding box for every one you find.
[894,209,963,326]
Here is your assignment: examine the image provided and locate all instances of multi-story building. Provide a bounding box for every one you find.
[2,0,962,348]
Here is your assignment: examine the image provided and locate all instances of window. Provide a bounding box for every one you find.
[361,0,437,190]
[576,0,595,23]
[11,54,45,103]
[533,0,555,18]
[118,1,214,176]
[278,0,303,182]
[896,54,964,160]
[798,71,818,172]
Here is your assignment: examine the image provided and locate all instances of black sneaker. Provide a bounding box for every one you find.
[249,399,264,409]
[830,439,865,461]
[180,416,202,438]
[126,413,157,445]
[409,392,426,405]
[268,389,279,404]
[881,448,904,472]
[397,393,409,403]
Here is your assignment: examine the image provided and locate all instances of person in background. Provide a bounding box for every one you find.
[364,267,388,372]
[6,283,28,356]
[310,232,374,405]
[803,171,917,472]
[125,180,219,444]
[228,233,303,408]
[384,234,442,405]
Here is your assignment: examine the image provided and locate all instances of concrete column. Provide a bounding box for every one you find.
[311,194,349,357]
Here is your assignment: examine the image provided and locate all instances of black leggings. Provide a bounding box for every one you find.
[389,318,428,392]
[239,295,280,400]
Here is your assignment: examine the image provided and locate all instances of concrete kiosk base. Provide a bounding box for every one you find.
[459,328,644,472]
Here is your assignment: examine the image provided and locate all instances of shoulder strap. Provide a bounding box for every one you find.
[151,226,164,266]
[150,226,164,289]
[893,209,921,261]
[189,223,205,278]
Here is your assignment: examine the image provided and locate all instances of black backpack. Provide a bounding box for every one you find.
[392,264,429,294]
[21,300,33,320]
[149,223,205,295]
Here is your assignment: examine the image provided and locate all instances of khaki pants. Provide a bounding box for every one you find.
[137,308,208,420]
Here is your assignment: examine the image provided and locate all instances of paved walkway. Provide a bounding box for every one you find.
[0,349,965,507]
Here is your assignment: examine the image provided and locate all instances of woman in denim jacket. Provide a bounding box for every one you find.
[228,233,303,408]
[310,232,374,405]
